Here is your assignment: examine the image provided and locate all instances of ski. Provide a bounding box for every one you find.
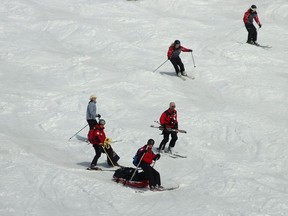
[169,153,187,158]
[185,75,195,80]
[161,151,187,158]
[237,41,272,49]
[257,45,272,49]
[178,75,186,81]
[243,42,272,49]
[178,75,195,80]
[150,125,187,133]
[135,185,179,193]
[87,166,123,172]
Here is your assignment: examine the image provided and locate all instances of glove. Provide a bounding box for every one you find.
[96,114,101,118]
[189,49,193,52]
[104,137,111,144]
[259,24,262,28]
[155,154,161,160]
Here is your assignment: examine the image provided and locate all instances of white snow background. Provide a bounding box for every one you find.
[1,0,288,215]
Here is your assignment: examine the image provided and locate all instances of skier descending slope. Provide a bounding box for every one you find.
[167,40,192,77]
[243,5,262,46]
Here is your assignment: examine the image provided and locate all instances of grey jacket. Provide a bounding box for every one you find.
[86,101,97,120]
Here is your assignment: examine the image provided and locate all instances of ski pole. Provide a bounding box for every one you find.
[69,124,89,140]
[153,59,169,73]
[128,146,149,182]
[191,52,196,68]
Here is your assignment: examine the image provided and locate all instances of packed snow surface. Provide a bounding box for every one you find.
[0,0,288,215]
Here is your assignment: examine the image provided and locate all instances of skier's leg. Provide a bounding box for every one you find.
[170,58,180,74]
[245,24,253,43]
[152,168,161,186]
[87,119,97,130]
[141,163,156,188]
[251,25,257,42]
[158,131,170,150]
[176,57,185,73]
[91,145,102,166]
[168,131,178,148]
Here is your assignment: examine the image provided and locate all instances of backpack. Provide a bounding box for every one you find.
[113,167,146,181]
[132,147,143,166]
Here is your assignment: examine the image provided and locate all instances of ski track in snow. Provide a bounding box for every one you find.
[0,0,288,216]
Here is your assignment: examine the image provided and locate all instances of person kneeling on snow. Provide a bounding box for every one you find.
[137,139,162,190]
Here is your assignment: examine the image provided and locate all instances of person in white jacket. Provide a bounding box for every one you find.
[86,95,101,129]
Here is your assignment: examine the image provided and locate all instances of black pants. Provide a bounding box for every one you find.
[158,130,178,150]
[170,57,185,74]
[91,145,103,166]
[140,162,161,187]
[87,119,97,130]
[245,23,257,42]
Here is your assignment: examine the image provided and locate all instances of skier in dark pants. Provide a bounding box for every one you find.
[138,139,162,190]
[88,119,106,169]
[243,5,262,45]
[86,95,101,129]
[88,119,120,168]
[157,102,178,153]
[167,40,192,77]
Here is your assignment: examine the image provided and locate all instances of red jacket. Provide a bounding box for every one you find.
[167,45,190,59]
[243,9,261,26]
[139,145,156,164]
[88,124,106,145]
[160,108,178,129]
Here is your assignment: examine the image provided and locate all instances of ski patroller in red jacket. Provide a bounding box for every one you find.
[243,9,261,26]
[167,45,191,59]
[138,145,157,165]
[88,124,106,145]
[160,108,178,129]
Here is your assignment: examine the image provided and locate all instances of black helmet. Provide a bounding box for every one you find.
[147,139,155,145]
[99,119,106,125]
[174,40,180,45]
[251,5,257,10]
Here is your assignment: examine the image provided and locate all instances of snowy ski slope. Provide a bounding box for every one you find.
[0,0,288,215]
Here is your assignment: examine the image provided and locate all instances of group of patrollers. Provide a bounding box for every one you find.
[86,95,178,190]
[84,4,262,190]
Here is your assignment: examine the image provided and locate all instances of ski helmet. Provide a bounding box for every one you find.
[99,119,106,125]
[251,5,257,10]
[90,95,97,100]
[147,139,155,146]
[174,40,181,45]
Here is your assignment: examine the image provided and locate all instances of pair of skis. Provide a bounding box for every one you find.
[135,185,180,193]
[150,121,187,134]
[177,74,195,81]
[87,166,122,172]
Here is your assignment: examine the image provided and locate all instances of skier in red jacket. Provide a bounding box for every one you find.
[157,102,178,153]
[88,119,120,168]
[167,40,192,77]
[88,119,106,169]
[138,139,161,190]
[243,5,262,45]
